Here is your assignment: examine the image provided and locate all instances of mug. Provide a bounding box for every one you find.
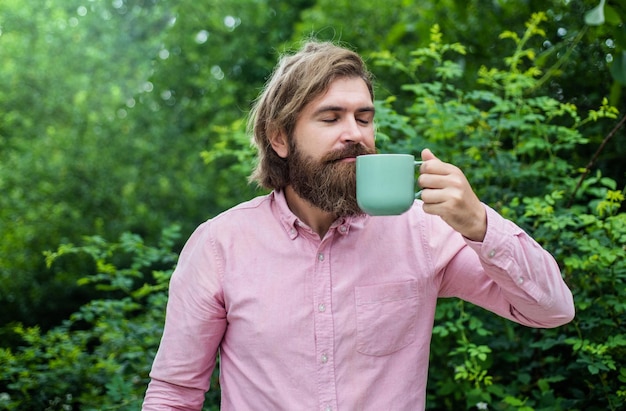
[356,154,422,216]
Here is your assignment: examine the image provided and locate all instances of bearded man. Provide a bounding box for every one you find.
[142,40,574,411]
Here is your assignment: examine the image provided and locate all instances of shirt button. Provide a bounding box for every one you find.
[290,228,296,235]
[325,407,332,411]
[488,249,496,258]
[339,226,347,233]
[318,303,326,312]
[318,253,325,261]
[321,353,328,363]
[517,276,524,285]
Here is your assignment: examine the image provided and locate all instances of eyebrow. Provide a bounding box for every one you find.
[312,105,376,116]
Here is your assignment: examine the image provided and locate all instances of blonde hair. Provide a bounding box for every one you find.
[248,40,374,189]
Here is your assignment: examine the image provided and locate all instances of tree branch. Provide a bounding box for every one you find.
[568,113,626,207]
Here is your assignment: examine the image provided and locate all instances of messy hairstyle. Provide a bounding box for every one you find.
[248,40,374,189]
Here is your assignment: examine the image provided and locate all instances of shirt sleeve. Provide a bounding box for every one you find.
[142,221,227,410]
[436,204,575,328]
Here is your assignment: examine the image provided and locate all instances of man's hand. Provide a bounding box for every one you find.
[418,149,487,242]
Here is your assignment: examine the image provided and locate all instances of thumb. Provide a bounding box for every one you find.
[421,148,438,162]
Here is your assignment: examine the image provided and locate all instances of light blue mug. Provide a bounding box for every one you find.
[356,154,422,216]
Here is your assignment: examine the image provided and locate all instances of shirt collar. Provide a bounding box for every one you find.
[271,190,368,239]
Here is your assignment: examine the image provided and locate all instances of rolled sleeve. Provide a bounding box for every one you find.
[453,205,575,328]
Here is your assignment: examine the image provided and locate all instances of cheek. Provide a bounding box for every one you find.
[297,139,326,159]
[307,135,337,155]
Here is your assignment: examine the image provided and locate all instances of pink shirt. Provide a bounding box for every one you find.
[143,190,574,411]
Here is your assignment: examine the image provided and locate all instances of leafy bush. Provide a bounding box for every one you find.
[0,226,221,410]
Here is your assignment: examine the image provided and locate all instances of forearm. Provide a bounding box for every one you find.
[478,227,574,327]
[442,205,575,328]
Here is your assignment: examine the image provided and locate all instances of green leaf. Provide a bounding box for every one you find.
[584,0,606,26]
[588,364,600,374]
[604,5,622,26]
[610,51,626,85]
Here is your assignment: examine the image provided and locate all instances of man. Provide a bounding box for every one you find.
[142,40,574,410]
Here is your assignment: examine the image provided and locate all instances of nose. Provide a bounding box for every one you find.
[340,116,365,144]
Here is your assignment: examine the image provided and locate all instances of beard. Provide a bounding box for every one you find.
[287,142,376,217]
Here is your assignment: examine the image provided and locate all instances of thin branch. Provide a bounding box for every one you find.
[568,113,626,207]
[530,27,588,94]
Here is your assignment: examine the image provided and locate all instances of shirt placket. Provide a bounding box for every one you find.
[314,236,338,411]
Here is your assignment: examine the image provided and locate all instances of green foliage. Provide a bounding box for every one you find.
[0,228,171,410]
[0,0,306,330]
[584,0,626,86]
[371,12,619,208]
[0,0,175,328]
[0,226,221,410]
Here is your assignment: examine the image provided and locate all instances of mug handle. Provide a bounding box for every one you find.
[415,160,423,199]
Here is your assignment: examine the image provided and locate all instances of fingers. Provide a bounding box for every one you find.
[420,148,437,162]
[418,150,462,197]
[416,150,487,241]
[418,150,460,190]
[419,164,465,188]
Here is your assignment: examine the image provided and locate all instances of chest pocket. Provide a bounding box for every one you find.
[354,280,418,356]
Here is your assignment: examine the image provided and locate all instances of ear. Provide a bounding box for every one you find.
[269,129,289,159]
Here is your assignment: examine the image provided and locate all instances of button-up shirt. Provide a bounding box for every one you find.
[142,190,574,411]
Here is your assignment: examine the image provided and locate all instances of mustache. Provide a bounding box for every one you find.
[321,144,376,163]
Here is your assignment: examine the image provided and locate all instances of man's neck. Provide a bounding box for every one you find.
[283,186,337,238]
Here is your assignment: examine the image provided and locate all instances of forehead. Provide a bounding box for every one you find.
[303,77,373,114]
